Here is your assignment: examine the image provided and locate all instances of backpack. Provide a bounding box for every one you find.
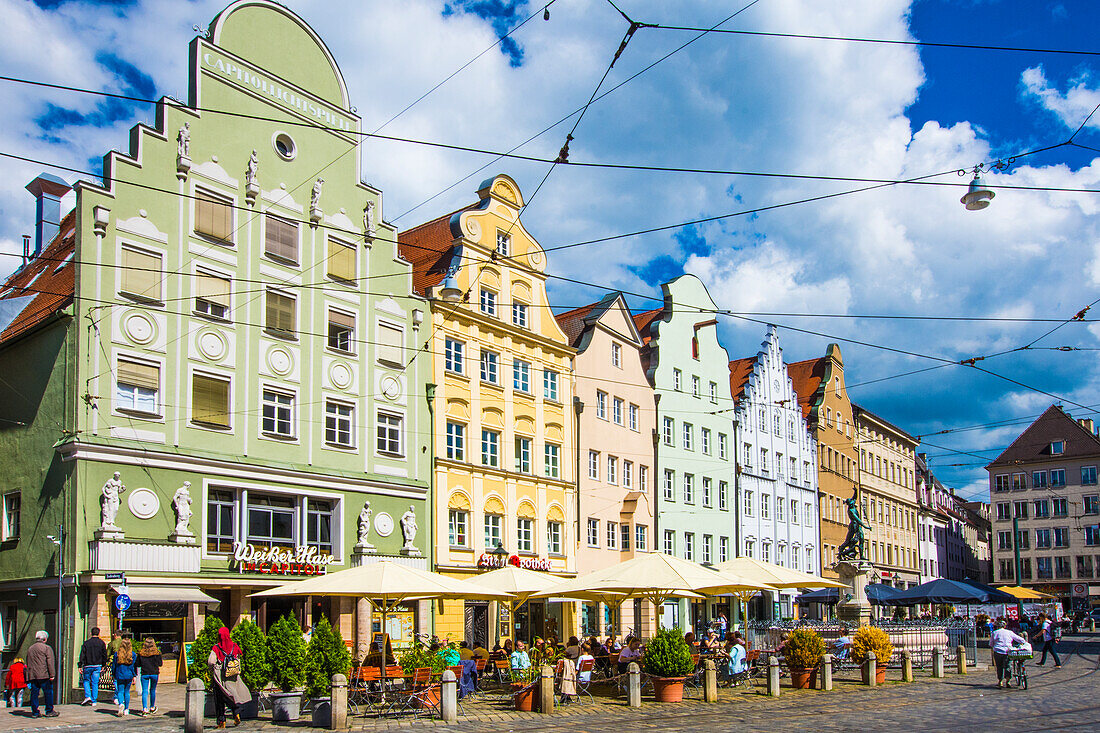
[222,653,241,679]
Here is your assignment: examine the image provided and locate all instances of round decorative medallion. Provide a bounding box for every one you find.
[527,249,544,268]
[123,312,156,345]
[197,329,228,362]
[380,375,401,400]
[464,218,481,239]
[329,362,353,390]
[267,347,293,376]
[374,513,394,537]
[127,487,160,519]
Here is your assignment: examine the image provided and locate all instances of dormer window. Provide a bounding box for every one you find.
[1051,440,1065,455]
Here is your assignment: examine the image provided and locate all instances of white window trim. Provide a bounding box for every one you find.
[374,409,406,458]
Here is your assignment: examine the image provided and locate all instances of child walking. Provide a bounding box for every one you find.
[5,658,28,707]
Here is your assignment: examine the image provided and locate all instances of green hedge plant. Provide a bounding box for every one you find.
[398,642,445,675]
[641,628,694,679]
[266,615,308,692]
[188,616,225,687]
[305,617,352,698]
[231,618,271,691]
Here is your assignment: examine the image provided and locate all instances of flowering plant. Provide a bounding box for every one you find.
[784,628,826,670]
[851,626,893,665]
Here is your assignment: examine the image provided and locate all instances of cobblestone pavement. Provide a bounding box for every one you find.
[5,634,1098,733]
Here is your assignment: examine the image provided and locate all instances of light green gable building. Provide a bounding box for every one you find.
[636,275,736,632]
[0,0,431,696]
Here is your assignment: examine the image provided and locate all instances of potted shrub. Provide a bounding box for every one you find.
[398,642,445,709]
[305,617,351,727]
[641,628,695,702]
[852,626,893,684]
[266,615,308,721]
[231,619,270,719]
[784,628,825,689]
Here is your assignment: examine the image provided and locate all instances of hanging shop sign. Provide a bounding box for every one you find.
[476,553,552,571]
[232,542,336,575]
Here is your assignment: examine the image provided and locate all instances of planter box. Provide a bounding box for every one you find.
[511,683,537,711]
[876,666,886,685]
[271,691,302,722]
[790,667,817,690]
[311,697,331,727]
[650,676,686,703]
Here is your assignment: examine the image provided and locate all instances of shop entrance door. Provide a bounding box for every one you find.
[463,602,489,648]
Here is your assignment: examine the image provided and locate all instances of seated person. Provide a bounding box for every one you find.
[510,641,531,671]
[436,640,460,667]
[684,631,698,650]
[617,638,642,674]
[775,633,790,658]
[700,631,720,652]
[605,634,622,655]
[577,642,596,682]
[725,638,747,675]
[458,641,475,661]
[563,636,582,660]
[472,643,491,660]
[832,628,852,660]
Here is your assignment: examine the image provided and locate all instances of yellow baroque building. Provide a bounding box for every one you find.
[399,175,577,646]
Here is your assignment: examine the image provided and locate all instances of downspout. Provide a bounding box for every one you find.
[573,396,583,555]
[425,382,436,637]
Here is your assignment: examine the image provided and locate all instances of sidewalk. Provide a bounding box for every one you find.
[0,683,186,733]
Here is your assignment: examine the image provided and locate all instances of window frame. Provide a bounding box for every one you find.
[479,288,497,317]
[375,410,405,457]
[263,213,300,265]
[446,421,465,461]
[324,399,355,449]
[261,387,296,439]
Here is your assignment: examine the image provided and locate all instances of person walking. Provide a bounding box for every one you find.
[111,638,137,717]
[991,620,1029,688]
[136,637,162,715]
[26,630,58,718]
[208,627,250,728]
[78,627,108,706]
[4,657,27,707]
[106,630,122,705]
[1032,612,1062,668]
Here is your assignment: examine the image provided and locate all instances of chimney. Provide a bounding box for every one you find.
[25,173,71,257]
[1079,418,1095,435]
[21,235,31,267]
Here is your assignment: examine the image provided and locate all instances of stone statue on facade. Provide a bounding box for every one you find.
[399,505,419,554]
[357,501,373,546]
[837,495,872,561]
[246,150,258,187]
[176,123,190,159]
[363,200,376,240]
[172,481,194,538]
[309,178,324,224]
[100,472,126,530]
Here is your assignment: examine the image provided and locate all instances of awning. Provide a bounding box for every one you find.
[110,585,220,605]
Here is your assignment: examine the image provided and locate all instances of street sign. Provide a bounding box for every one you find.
[1072,583,1087,597]
[115,594,131,612]
[105,572,125,581]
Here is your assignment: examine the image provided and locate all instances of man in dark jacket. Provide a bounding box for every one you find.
[78,627,108,706]
[26,630,58,718]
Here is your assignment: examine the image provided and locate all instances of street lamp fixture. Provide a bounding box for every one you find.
[959,159,1014,211]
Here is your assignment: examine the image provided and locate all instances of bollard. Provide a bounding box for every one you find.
[1090,619,1096,633]
[766,655,781,697]
[820,654,833,691]
[864,652,877,687]
[539,665,555,714]
[956,645,967,675]
[184,678,205,733]
[901,650,913,683]
[330,673,348,729]
[627,662,642,708]
[932,646,944,678]
[703,659,718,703]
[441,669,457,723]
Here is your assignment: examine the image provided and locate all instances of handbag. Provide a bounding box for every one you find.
[222,653,241,679]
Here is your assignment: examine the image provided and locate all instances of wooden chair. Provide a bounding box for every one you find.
[473,658,488,694]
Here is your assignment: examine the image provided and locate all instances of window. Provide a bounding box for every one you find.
[709,381,718,404]
[639,465,648,490]
[718,433,727,460]
[116,359,160,415]
[701,428,711,455]
[673,369,682,391]
[376,412,404,455]
[1055,527,1070,548]
[620,523,630,551]
[324,401,354,447]
[629,403,638,431]
[623,461,633,488]
[305,499,334,554]
[496,230,511,256]
[587,518,599,547]
[195,189,233,242]
[761,448,769,472]
[790,457,798,478]
[517,518,533,552]
[1016,529,1030,549]
[1056,556,1072,578]
[719,536,729,562]
[744,443,753,467]
[684,532,695,561]
[326,237,356,281]
[376,322,404,366]
[480,351,499,384]
[1086,526,1100,547]
[1051,440,1065,455]
[265,289,296,338]
[1034,500,1050,519]
[610,397,622,425]
[446,422,465,461]
[761,494,770,520]
[207,489,236,553]
[607,521,618,550]
[1053,497,1069,517]
[484,513,503,550]
[328,310,355,353]
[662,417,674,445]
[1032,470,1048,488]
[588,451,599,480]
[247,494,295,549]
[511,302,528,328]
[692,376,700,398]
[633,524,647,551]
[1037,556,1053,580]
[774,414,781,436]
[702,477,712,507]
[1013,500,1028,519]
[596,391,608,419]
[2,494,19,541]
[120,246,163,302]
[744,490,754,516]
[1078,555,1095,577]
[607,456,618,484]
[682,423,694,450]
[262,389,294,437]
[702,534,712,563]
[996,502,1011,520]
[545,443,561,479]
[716,481,728,511]
[1036,528,1052,549]
[548,521,563,554]
[481,429,500,467]
[448,509,468,547]
[196,271,230,318]
[776,497,784,522]
[191,373,230,428]
[1086,495,1100,515]
[683,473,695,504]
[512,359,531,394]
[994,475,1010,492]
[543,370,559,401]
[444,338,464,373]
[515,437,532,473]
[479,289,497,317]
[1051,469,1066,487]
[611,342,622,367]
[664,530,674,555]
[1084,466,1098,486]
[264,214,299,263]
[663,469,674,500]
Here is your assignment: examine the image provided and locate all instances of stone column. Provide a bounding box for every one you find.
[539,665,555,713]
[627,662,641,707]
[901,650,914,682]
[440,670,457,722]
[864,652,877,686]
[834,560,875,627]
[703,659,718,702]
[956,645,967,674]
[329,674,347,729]
[184,679,205,733]
[820,654,833,690]
[767,656,781,697]
[931,646,944,678]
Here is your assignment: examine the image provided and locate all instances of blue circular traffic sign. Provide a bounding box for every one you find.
[115,594,131,612]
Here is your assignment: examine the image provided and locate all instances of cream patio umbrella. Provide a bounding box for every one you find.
[473,565,581,643]
[711,556,848,624]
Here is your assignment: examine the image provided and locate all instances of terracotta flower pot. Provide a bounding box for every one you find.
[512,682,537,711]
[876,666,886,684]
[650,676,686,702]
[790,666,817,689]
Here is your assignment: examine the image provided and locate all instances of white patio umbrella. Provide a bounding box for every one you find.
[710,556,848,624]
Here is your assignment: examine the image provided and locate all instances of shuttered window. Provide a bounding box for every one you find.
[264,215,299,263]
[265,290,296,337]
[327,237,356,282]
[195,190,233,242]
[120,247,162,301]
[116,359,159,414]
[196,272,230,318]
[328,310,355,353]
[192,374,230,428]
[377,322,403,366]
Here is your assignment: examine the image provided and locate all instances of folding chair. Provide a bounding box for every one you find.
[575,658,595,702]
[398,667,441,719]
[446,665,468,715]
[472,658,488,696]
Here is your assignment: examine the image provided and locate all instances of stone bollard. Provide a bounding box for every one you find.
[1089,619,1096,633]
[627,662,642,708]
[901,650,914,683]
[539,665,555,714]
[441,669,458,723]
[864,652,877,687]
[820,654,833,691]
[184,678,205,733]
[956,645,967,675]
[766,655,781,697]
[330,673,348,729]
[932,646,944,678]
[703,659,718,703]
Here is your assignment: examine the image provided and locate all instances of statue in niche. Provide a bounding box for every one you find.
[100,472,126,530]
[363,200,376,238]
[357,501,373,547]
[311,178,324,210]
[246,150,258,188]
[400,505,418,551]
[176,123,190,158]
[837,495,872,561]
[172,482,194,536]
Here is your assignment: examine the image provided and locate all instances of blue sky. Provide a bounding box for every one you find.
[0,0,1098,500]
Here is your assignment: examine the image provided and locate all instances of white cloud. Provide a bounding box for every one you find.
[1021,65,1100,132]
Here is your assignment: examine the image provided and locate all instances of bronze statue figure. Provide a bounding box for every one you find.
[837,495,872,561]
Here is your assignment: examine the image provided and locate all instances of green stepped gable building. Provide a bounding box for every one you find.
[0,0,431,694]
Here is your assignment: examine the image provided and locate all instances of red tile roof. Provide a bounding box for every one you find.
[554,301,599,348]
[988,404,1100,468]
[786,356,826,421]
[0,210,76,344]
[728,357,755,404]
[397,204,476,297]
[632,308,661,344]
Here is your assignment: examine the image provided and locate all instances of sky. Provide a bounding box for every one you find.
[0,0,1098,501]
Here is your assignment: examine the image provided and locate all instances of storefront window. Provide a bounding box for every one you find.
[207,489,236,553]
[306,499,333,554]
[247,494,295,549]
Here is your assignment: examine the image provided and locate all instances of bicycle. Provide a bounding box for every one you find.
[1007,648,1032,689]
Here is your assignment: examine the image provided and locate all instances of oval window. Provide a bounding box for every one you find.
[273,132,296,161]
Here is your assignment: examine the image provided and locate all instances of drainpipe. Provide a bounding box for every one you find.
[732,417,741,629]
[425,383,436,637]
[573,396,584,555]
[1012,516,1024,619]
[652,393,661,629]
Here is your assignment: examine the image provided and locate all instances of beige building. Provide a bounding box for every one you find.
[855,407,920,590]
[556,293,656,638]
